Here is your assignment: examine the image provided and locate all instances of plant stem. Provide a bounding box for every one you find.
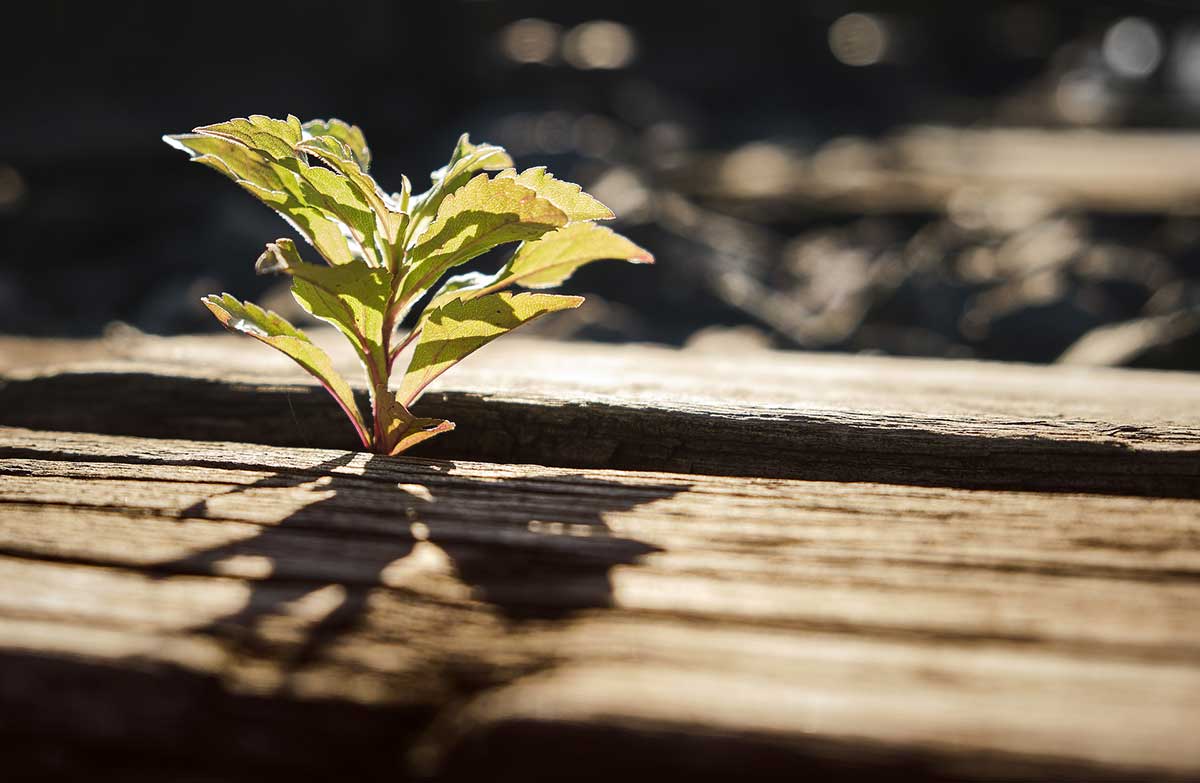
[370,329,392,455]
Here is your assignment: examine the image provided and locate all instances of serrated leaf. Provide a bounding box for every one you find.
[238,175,359,266]
[437,133,514,191]
[201,293,370,448]
[171,119,379,265]
[496,167,614,222]
[397,174,568,309]
[375,391,455,456]
[399,291,582,405]
[173,116,653,457]
[166,132,360,265]
[406,134,514,244]
[296,162,379,266]
[494,222,654,289]
[255,239,391,372]
[193,114,303,161]
[290,160,380,265]
[303,118,371,170]
[403,224,652,339]
[166,133,286,187]
[389,270,492,366]
[298,135,407,269]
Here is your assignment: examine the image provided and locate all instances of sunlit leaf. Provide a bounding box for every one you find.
[170,115,381,265]
[434,134,514,195]
[389,270,492,366]
[375,390,455,455]
[165,132,361,265]
[406,134,514,243]
[255,239,391,372]
[393,174,413,214]
[291,161,380,265]
[406,224,651,334]
[397,174,567,310]
[192,114,303,161]
[303,118,371,170]
[399,291,582,405]
[496,167,614,222]
[201,292,370,448]
[421,270,495,311]
[170,117,651,456]
[297,135,407,269]
[165,133,285,187]
[496,221,653,290]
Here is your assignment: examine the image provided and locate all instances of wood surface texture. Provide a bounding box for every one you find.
[2,333,1198,496]
[2,334,1198,780]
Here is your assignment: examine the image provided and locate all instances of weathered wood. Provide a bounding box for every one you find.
[1,427,1198,780]
[2,334,1197,496]
[674,126,1200,215]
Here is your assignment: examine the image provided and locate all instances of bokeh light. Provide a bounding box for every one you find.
[0,165,25,214]
[1170,26,1200,104]
[499,18,560,65]
[1054,67,1114,125]
[1103,17,1163,79]
[829,13,888,67]
[563,21,637,70]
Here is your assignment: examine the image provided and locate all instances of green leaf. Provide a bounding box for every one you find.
[290,161,380,265]
[165,131,363,265]
[496,167,614,222]
[404,224,651,340]
[302,118,371,171]
[435,134,514,194]
[165,133,285,187]
[406,134,514,243]
[389,271,491,365]
[297,135,407,270]
[394,174,413,215]
[375,391,455,456]
[399,291,582,405]
[192,114,303,161]
[168,116,381,265]
[255,239,391,373]
[494,222,654,290]
[421,270,496,310]
[201,292,370,448]
[172,117,653,457]
[397,174,568,310]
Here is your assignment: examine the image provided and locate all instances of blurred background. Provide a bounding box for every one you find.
[4,0,1200,369]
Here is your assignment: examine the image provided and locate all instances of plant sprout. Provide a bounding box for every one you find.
[165,115,652,455]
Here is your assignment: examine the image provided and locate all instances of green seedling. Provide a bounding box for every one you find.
[165,115,652,455]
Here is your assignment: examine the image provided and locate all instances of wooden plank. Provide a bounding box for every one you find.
[1,427,1198,780]
[674,126,1200,214]
[2,334,1198,496]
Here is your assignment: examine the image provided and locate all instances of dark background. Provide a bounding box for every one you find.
[4,0,1200,369]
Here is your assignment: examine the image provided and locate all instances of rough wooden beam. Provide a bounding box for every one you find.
[1,428,1198,780]
[675,127,1200,215]
[2,336,1197,496]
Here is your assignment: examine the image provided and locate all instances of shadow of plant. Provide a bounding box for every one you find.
[160,452,687,666]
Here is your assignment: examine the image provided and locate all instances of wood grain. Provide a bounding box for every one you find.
[1,427,1198,781]
[1,334,1198,497]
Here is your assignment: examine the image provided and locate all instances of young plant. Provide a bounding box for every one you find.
[165,115,652,455]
